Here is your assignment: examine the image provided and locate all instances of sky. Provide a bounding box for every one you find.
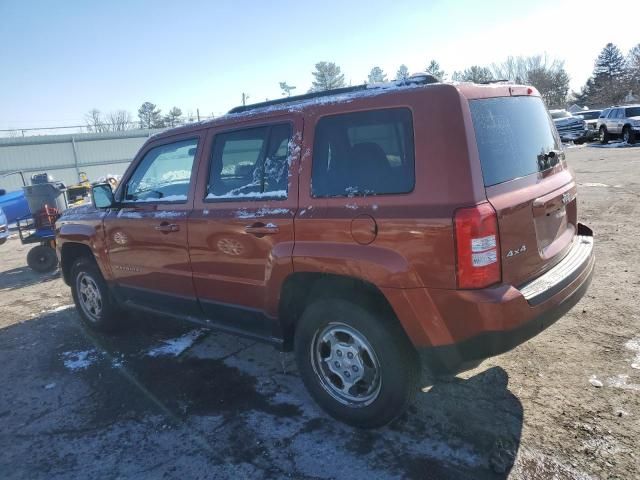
[0,0,637,131]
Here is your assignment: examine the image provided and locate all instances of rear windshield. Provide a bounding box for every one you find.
[470,96,561,187]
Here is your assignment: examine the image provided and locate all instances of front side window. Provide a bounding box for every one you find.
[312,108,415,197]
[206,124,292,200]
[124,138,198,203]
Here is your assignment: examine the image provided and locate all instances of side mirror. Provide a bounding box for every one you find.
[0,189,5,196]
[92,183,116,209]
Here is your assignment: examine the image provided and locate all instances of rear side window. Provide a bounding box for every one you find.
[312,108,415,197]
[206,123,292,200]
[625,107,640,117]
[470,96,561,187]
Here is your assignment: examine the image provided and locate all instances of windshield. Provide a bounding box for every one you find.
[470,96,561,187]
[625,107,640,117]
[576,111,601,120]
[550,110,571,119]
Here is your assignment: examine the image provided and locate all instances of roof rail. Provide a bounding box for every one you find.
[228,85,368,114]
[228,74,440,114]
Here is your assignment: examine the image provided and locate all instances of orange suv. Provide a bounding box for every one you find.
[56,78,595,427]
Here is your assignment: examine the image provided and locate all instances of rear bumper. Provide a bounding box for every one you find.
[388,224,595,374]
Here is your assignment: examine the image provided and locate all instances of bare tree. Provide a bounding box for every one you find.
[106,110,133,131]
[85,108,108,133]
[279,82,297,96]
[491,55,570,108]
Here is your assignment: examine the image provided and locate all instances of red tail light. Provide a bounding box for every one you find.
[454,203,501,289]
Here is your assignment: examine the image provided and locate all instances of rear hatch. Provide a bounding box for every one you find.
[469,95,577,286]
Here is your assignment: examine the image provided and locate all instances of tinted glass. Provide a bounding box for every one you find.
[625,107,640,117]
[124,138,198,202]
[312,108,414,197]
[207,124,291,200]
[470,96,561,187]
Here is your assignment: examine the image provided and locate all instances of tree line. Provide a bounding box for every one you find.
[85,42,640,133]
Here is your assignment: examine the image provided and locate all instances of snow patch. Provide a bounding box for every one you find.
[42,304,74,314]
[151,210,185,219]
[235,207,291,219]
[590,141,640,149]
[62,350,99,371]
[579,182,610,188]
[134,194,188,203]
[625,338,640,369]
[345,204,358,210]
[207,190,287,200]
[147,329,208,358]
[117,210,143,219]
[607,374,640,391]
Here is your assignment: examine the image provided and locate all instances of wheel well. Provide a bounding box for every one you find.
[60,243,94,285]
[278,272,402,351]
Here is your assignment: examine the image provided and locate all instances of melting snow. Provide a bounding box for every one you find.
[345,204,358,210]
[625,338,640,370]
[579,182,610,188]
[147,329,208,358]
[117,210,143,219]
[42,304,74,314]
[207,190,287,200]
[235,207,291,219]
[62,350,99,371]
[607,374,640,391]
[152,210,185,219]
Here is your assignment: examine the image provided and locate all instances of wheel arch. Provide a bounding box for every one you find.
[277,272,412,351]
[60,242,98,285]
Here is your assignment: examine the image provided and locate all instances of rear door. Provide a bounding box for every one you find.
[188,115,302,338]
[105,135,201,315]
[469,96,577,286]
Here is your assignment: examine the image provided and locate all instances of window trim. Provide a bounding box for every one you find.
[117,135,202,206]
[204,121,294,204]
[310,107,416,199]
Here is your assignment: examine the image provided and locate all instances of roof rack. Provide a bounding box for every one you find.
[228,73,440,114]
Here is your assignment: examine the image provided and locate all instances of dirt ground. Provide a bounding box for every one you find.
[0,143,638,479]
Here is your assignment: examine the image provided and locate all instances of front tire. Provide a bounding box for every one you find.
[70,257,121,332]
[599,126,609,144]
[294,298,419,428]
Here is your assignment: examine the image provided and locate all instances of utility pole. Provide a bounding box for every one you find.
[242,92,250,106]
[196,108,200,122]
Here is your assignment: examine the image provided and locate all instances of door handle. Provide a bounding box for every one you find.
[155,222,180,233]
[245,223,279,235]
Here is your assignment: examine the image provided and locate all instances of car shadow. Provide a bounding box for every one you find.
[0,265,60,290]
[0,310,522,479]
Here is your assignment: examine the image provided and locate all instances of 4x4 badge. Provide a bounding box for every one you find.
[506,245,527,257]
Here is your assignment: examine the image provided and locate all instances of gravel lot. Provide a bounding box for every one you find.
[0,143,639,479]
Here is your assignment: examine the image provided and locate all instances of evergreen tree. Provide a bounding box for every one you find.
[577,43,628,106]
[164,107,183,127]
[425,60,445,80]
[626,44,640,94]
[138,102,163,129]
[279,82,297,96]
[451,66,494,83]
[367,66,387,84]
[396,64,410,82]
[310,62,346,92]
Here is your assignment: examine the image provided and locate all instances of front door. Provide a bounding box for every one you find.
[105,135,202,316]
[188,116,302,339]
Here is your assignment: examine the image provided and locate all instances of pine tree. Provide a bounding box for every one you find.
[164,107,183,127]
[279,82,297,96]
[425,60,445,80]
[310,62,346,92]
[138,102,163,129]
[396,64,410,82]
[580,43,629,106]
[367,66,387,84]
[451,66,494,83]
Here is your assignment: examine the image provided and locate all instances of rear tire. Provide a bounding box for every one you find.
[70,257,121,332]
[27,245,58,273]
[294,298,419,428]
[599,126,609,144]
[623,126,636,145]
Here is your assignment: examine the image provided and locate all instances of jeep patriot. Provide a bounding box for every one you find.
[56,78,595,427]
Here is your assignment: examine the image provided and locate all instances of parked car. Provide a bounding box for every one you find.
[56,81,595,428]
[573,109,602,141]
[0,207,9,245]
[549,109,588,143]
[596,105,640,144]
